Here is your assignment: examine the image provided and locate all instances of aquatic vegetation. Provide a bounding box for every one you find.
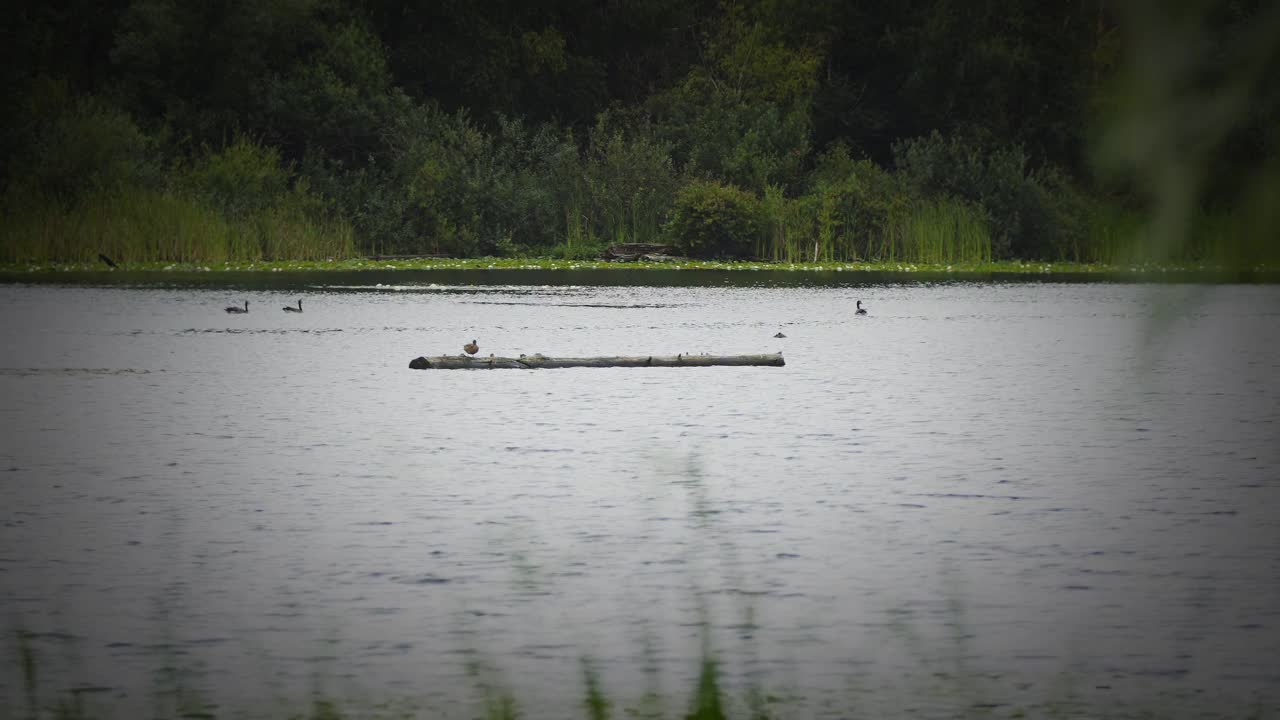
[2,256,1272,278]
[0,188,354,265]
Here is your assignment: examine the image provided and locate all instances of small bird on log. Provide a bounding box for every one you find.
[856,300,868,315]
[226,300,249,314]
[774,332,786,338]
[284,299,302,312]
[463,339,479,355]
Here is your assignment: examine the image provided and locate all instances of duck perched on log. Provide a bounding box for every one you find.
[410,352,785,370]
[463,339,479,356]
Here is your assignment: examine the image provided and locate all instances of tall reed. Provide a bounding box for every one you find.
[898,199,992,264]
[1082,204,1146,264]
[1083,203,1271,266]
[0,187,354,264]
[756,185,817,262]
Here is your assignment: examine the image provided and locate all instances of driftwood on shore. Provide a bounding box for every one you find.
[409,353,785,369]
[600,243,681,261]
[365,253,452,260]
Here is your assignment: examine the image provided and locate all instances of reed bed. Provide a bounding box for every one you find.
[1,183,1260,270]
[896,199,992,265]
[1082,204,1271,266]
[0,189,354,264]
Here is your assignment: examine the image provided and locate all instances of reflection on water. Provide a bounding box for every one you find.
[0,273,1278,718]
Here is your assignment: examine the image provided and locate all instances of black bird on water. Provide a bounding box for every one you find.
[284,299,302,312]
[226,300,249,314]
[856,300,868,315]
[774,332,786,338]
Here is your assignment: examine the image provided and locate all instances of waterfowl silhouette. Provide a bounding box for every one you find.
[463,339,479,355]
[283,299,302,312]
[774,332,786,338]
[856,300,868,315]
[226,300,249,314]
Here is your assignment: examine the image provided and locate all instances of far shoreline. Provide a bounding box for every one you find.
[2,257,1277,278]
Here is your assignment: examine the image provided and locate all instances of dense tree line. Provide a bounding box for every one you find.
[1,0,1275,264]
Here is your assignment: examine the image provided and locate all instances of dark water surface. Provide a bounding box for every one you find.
[1,272,1278,718]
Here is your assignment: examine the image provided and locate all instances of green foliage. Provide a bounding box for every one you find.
[1,0,1274,264]
[388,106,555,257]
[7,94,161,204]
[577,114,680,246]
[320,103,681,258]
[892,131,1087,260]
[299,158,417,257]
[756,184,813,262]
[899,199,993,264]
[665,180,762,259]
[179,137,290,220]
[652,12,817,192]
[685,657,726,720]
[807,145,911,262]
[259,22,408,164]
[254,183,355,261]
[581,658,611,720]
[0,185,352,264]
[306,699,344,720]
[1093,0,1280,270]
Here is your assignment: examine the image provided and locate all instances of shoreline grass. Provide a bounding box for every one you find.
[2,256,1277,278]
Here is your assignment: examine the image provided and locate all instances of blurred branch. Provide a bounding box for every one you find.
[1096,0,1280,266]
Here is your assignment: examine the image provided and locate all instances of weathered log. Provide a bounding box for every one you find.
[601,242,677,260]
[364,253,452,260]
[409,352,784,369]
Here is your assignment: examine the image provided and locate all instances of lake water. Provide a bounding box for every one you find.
[1,271,1278,719]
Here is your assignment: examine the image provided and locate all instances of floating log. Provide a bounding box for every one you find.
[409,353,784,370]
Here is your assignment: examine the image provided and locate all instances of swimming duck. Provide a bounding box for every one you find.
[463,339,479,355]
[774,332,786,338]
[856,300,868,315]
[283,299,302,313]
[226,300,249,314]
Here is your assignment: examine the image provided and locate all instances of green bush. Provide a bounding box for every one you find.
[809,146,911,261]
[664,180,762,259]
[381,105,556,257]
[577,113,679,246]
[892,131,1087,260]
[757,183,814,261]
[179,136,290,220]
[8,95,161,204]
[300,157,419,257]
